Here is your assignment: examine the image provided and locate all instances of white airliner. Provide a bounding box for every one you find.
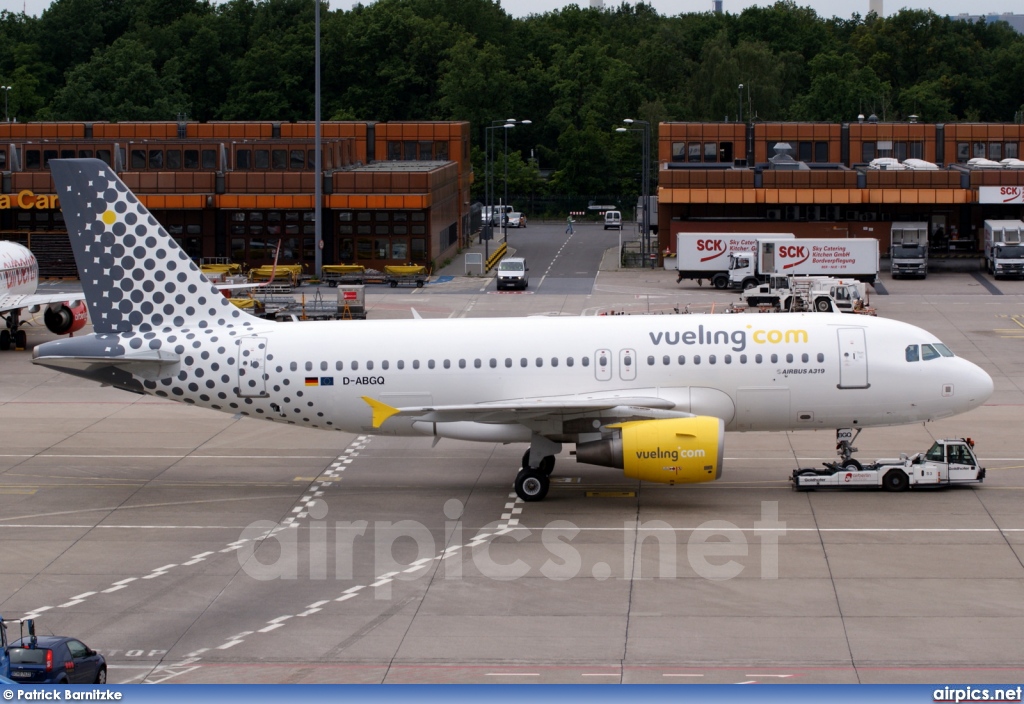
[0,240,89,351]
[33,159,993,501]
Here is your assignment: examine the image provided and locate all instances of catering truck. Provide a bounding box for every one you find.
[728,237,879,289]
[983,219,1024,279]
[670,233,795,289]
[890,221,929,278]
[792,438,984,491]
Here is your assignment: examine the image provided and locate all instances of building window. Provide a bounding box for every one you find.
[973,142,985,159]
[1007,143,1019,159]
[704,142,717,163]
[236,149,251,169]
[989,143,1002,160]
[291,150,304,169]
[861,142,875,162]
[672,142,686,162]
[815,141,829,162]
[404,141,417,160]
[272,149,287,169]
[167,150,182,169]
[254,150,269,169]
[131,149,146,169]
[688,143,701,162]
[185,149,200,169]
[956,142,970,162]
[436,142,448,160]
[149,150,163,169]
[388,141,401,160]
[909,141,924,159]
[799,142,813,162]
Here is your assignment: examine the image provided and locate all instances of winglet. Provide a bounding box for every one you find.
[362,396,400,428]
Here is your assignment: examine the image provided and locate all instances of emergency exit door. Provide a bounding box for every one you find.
[837,328,869,389]
[237,337,268,398]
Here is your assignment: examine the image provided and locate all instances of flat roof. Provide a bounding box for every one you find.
[350,160,451,172]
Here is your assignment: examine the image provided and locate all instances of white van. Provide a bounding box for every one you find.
[496,257,528,290]
[603,210,622,230]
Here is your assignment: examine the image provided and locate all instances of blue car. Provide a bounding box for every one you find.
[7,636,106,684]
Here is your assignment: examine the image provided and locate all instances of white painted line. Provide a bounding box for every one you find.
[257,623,284,633]
[101,585,128,594]
[343,585,365,594]
[71,591,97,599]
[582,673,619,677]
[663,674,704,677]
[486,673,540,677]
[112,578,137,585]
[296,608,322,617]
[370,578,393,587]
[306,600,330,609]
[335,594,357,602]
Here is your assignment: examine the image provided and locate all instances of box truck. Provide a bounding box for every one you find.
[983,220,1024,279]
[890,222,929,278]
[670,233,795,289]
[728,238,879,289]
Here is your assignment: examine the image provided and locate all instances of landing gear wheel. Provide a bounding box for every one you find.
[515,469,550,502]
[882,468,910,492]
[0,330,9,351]
[842,458,863,472]
[14,329,27,350]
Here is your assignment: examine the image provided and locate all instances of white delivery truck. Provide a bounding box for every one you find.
[728,237,879,289]
[671,233,795,289]
[983,219,1024,279]
[890,221,929,278]
[792,438,985,491]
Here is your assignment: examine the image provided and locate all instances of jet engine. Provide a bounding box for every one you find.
[44,301,89,336]
[575,416,724,484]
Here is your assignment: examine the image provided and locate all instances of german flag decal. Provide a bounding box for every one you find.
[305,377,334,387]
[305,377,319,386]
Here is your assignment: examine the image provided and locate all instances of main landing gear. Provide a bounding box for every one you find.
[0,311,28,351]
[514,449,556,502]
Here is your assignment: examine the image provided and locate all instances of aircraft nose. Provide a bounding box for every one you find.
[962,360,994,409]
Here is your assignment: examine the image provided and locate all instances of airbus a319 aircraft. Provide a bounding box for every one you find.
[34,159,993,501]
[0,240,89,351]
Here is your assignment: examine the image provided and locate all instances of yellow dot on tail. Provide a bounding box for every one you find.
[102,210,116,225]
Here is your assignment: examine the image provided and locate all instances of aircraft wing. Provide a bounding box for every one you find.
[363,394,684,428]
[0,292,82,313]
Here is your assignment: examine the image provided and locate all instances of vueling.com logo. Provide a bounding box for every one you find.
[635,447,706,461]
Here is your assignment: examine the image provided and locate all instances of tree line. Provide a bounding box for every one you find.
[2,0,1023,201]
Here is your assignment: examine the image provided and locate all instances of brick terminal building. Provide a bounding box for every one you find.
[0,120,470,276]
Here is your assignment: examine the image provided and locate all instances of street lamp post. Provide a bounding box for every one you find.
[738,83,743,124]
[484,122,515,260]
[1,86,11,122]
[618,118,651,267]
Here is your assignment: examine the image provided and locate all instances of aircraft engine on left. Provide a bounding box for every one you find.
[41,301,89,336]
[575,416,725,485]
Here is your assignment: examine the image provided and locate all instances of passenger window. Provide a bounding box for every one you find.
[397,360,405,370]
[413,360,420,369]
[474,359,481,368]
[459,359,466,369]
[367,361,374,370]
[443,360,450,369]
[351,361,359,370]
[817,353,825,363]
[647,356,655,366]
[709,355,716,365]
[786,354,793,363]
[490,359,497,368]
[505,358,512,368]
[305,361,313,371]
[382,360,389,370]
[598,354,607,366]
[550,358,558,367]
[801,354,808,363]
[335,361,343,371]
[724,355,732,364]
[755,354,763,364]
[906,345,920,362]
[663,355,670,365]
[770,354,778,363]
[520,358,528,368]
[739,355,747,364]
[921,344,939,361]
[566,357,574,367]
[290,362,298,372]
[320,361,328,371]
[428,360,436,369]
[694,355,701,365]
[582,357,590,367]
[536,358,543,367]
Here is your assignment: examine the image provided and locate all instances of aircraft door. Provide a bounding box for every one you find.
[837,328,869,389]
[595,349,612,381]
[237,337,268,398]
[619,348,636,381]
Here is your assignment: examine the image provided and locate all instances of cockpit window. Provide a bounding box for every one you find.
[905,345,919,362]
[921,344,940,361]
[934,343,954,357]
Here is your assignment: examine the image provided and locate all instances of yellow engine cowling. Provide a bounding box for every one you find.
[575,416,724,485]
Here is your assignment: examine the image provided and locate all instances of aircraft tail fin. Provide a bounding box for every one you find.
[49,158,258,334]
